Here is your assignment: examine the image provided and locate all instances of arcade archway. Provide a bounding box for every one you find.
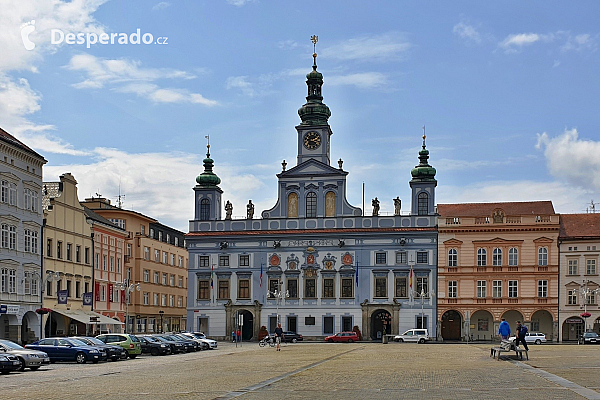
[370,309,392,340]
[441,310,462,340]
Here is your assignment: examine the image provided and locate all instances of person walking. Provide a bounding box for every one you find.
[274,323,284,351]
[515,321,529,351]
[498,318,511,340]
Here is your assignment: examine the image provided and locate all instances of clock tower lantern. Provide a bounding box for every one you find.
[296,36,333,166]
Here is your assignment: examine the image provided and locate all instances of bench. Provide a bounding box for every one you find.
[490,346,529,361]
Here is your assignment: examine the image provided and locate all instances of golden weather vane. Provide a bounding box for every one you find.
[311,35,318,65]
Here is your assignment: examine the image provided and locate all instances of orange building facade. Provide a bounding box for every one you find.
[437,201,559,342]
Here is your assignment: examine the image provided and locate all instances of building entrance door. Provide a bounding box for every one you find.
[371,309,391,340]
[342,316,352,332]
[441,310,462,340]
[287,316,297,333]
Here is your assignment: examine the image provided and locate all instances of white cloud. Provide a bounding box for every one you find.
[66,54,217,105]
[536,128,600,191]
[44,147,270,231]
[278,40,299,50]
[499,33,549,53]
[152,2,171,11]
[225,76,255,96]
[561,33,598,52]
[498,31,597,54]
[453,22,481,44]
[321,33,411,62]
[327,72,389,89]
[226,0,254,6]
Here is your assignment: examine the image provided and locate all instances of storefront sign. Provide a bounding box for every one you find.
[566,318,583,324]
[0,304,19,314]
[83,292,93,306]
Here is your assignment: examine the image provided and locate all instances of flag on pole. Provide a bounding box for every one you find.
[409,264,413,291]
[210,264,214,288]
[260,263,263,287]
[355,261,359,287]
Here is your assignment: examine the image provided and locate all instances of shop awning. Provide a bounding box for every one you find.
[52,309,124,326]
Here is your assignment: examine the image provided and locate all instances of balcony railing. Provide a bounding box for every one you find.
[475,217,490,224]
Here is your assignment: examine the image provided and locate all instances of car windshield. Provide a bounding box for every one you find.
[0,340,24,350]
[155,336,170,342]
[68,339,88,346]
[84,337,105,345]
[585,332,598,337]
[145,337,160,343]
[129,335,140,342]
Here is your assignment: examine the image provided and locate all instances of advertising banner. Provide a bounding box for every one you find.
[58,290,68,304]
[83,292,93,306]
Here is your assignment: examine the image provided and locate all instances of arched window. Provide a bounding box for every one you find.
[200,199,210,221]
[325,191,336,217]
[418,192,428,215]
[448,249,457,267]
[508,247,518,266]
[287,193,298,218]
[492,248,502,266]
[477,248,487,266]
[306,192,317,218]
[538,247,548,266]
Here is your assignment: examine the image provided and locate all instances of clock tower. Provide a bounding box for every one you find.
[296,36,332,166]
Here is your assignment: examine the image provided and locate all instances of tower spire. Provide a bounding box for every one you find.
[411,129,436,183]
[298,35,331,126]
[196,135,221,187]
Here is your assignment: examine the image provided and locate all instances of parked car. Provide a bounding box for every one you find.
[138,336,171,356]
[95,334,142,358]
[281,331,303,343]
[71,336,127,361]
[580,332,600,344]
[182,332,218,349]
[164,334,200,352]
[0,339,50,371]
[150,335,186,354]
[508,332,547,345]
[325,332,359,343]
[25,338,104,364]
[0,353,21,374]
[394,329,430,343]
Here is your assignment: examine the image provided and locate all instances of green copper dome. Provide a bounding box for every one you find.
[298,55,331,126]
[196,145,221,187]
[411,135,437,182]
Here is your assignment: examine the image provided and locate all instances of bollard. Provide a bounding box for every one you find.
[382,334,388,344]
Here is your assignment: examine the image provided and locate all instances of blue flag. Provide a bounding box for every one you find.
[355,262,359,287]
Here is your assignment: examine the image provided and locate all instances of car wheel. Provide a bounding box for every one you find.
[151,348,160,356]
[419,338,425,344]
[30,366,40,371]
[348,339,354,343]
[92,360,99,364]
[398,338,404,343]
[128,354,137,359]
[75,352,86,364]
[535,339,541,345]
[328,339,334,343]
[17,357,25,372]
[292,338,298,344]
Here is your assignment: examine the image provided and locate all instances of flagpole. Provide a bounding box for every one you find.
[211,263,215,307]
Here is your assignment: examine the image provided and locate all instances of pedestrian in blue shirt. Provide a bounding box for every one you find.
[498,318,511,340]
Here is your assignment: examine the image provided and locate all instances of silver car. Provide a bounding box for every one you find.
[0,339,50,371]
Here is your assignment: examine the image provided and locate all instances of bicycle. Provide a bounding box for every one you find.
[259,336,275,347]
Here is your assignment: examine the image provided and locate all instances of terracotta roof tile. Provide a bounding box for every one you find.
[560,214,600,239]
[437,201,555,217]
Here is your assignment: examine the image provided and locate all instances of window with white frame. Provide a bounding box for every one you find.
[1,224,16,250]
[492,248,502,266]
[395,251,407,264]
[143,292,149,305]
[162,251,167,264]
[476,280,487,298]
[24,229,38,253]
[178,276,183,288]
[568,259,578,275]
[219,255,229,267]
[0,268,7,292]
[154,271,159,284]
[587,259,597,275]
[31,274,38,295]
[508,280,518,298]
[477,248,487,266]
[175,237,179,247]
[178,256,184,268]
[170,254,175,266]
[100,284,106,301]
[23,272,31,294]
[417,251,428,264]
[199,256,210,267]
[143,269,149,282]
[154,293,159,305]
[169,295,174,307]
[538,247,548,266]
[8,269,15,293]
[239,254,250,267]
[154,249,160,262]
[170,274,175,286]
[492,280,502,298]
[416,276,428,295]
[448,249,457,267]
[508,247,518,266]
[162,273,167,285]
[568,289,577,305]
[161,294,167,306]
[448,281,457,298]
[538,280,548,298]
[1,180,17,205]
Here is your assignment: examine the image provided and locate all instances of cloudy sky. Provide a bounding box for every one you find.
[1,1,599,232]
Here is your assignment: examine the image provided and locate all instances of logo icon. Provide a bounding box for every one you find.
[21,20,36,50]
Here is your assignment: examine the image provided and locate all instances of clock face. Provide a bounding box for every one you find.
[303,131,321,150]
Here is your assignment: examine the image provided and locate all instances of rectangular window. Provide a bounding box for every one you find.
[144,247,149,260]
[341,278,353,298]
[218,280,230,299]
[66,243,72,261]
[162,251,168,264]
[508,248,518,266]
[178,277,183,288]
[154,293,159,305]
[110,256,114,271]
[140,224,145,235]
[143,292,149,305]
[127,243,132,256]
[154,249,159,262]
[492,280,502,298]
[102,255,107,270]
[395,251,407,264]
[117,257,121,273]
[568,259,578,275]
[169,295,174,307]
[154,271,160,284]
[199,256,210,267]
[31,276,38,295]
[538,248,548,266]
[448,281,457,298]
[162,273,167,286]
[375,277,387,298]
[238,279,250,299]
[239,255,250,267]
[170,274,175,286]
[568,290,577,305]
[304,278,316,298]
[57,241,62,259]
[287,279,298,298]
[161,294,167,306]
[219,255,229,267]
[66,280,71,297]
[143,270,149,282]
[268,279,279,298]
[198,280,210,300]
[75,245,81,262]
[75,281,80,298]
[508,280,518,298]
[323,278,334,298]
[538,280,548,298]
[587,259,597,275]
[395,277,407,298]
[47,239,52,257]
[476,280,487,298]
[375,252,387,265]
[417,251,428,264]
[170,254,175,266]
[178,256,184,268]
[305,316,315,325]
[416,276,428,295]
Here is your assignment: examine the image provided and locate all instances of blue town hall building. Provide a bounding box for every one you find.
[186,52,438,341]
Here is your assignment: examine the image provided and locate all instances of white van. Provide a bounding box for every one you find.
[393,329,430,343]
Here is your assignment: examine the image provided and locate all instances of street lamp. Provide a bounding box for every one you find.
[414,288,435,330]
[574,280,600,332]
[269,280,289,325]
[158,310,164,333]
[115,282,141,333]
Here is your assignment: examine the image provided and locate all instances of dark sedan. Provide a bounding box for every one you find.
[71,337,127,361]
[281,331,303,343]
[152,335,185,354]
[167,334,200,352]
[138,336,171,356]
[580,332,600,344]
[0,354,21,374]
[26,338,104,364]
